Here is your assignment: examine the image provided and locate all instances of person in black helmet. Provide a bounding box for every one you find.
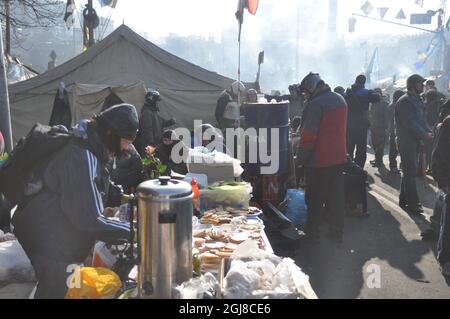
[395,74,433,215]
[135,90,176,156]
[12,103,139,299]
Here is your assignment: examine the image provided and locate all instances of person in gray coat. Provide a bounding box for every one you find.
[12,104,139,299]
[369,88,390,167]
[395,74,433,215]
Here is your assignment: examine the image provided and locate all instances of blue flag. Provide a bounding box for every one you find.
[414,31,445,69]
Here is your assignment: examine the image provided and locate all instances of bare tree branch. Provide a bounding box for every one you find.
[1,0,63,29]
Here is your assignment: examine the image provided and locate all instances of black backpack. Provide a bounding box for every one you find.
[0,123,83,208]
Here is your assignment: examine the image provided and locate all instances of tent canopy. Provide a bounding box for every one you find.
[9,24,255,143]
[6,54,38,84]
[69,82,147,122]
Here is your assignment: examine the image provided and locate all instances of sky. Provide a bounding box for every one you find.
[81,0,448,91]
[88,0,447,42]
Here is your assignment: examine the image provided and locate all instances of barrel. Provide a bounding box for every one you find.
[247,174,288,206]
[244,102,289,175]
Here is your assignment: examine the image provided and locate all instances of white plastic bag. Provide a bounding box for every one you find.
[0,240,36,283]
[223,260,261,299]
[174,272,221,299]
[272,258,317,299]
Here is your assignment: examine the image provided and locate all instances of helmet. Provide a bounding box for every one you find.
[299,72,324,95]
[145,90,161,104]
[407,74,426,89]
[97,103,139,140]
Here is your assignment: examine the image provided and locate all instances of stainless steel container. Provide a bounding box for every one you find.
[136,176,193,299]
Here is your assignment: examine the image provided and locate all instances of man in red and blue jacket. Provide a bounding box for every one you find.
[297,73,348,243]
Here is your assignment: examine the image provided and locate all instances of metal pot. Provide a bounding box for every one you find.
[136,176,193,299]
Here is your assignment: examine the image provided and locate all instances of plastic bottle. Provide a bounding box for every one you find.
[191,177,200,211]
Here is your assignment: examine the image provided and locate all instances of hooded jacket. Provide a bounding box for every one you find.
[297,85,348,168]
[12,120,130,262]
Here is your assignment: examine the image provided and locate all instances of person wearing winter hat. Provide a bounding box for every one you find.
[12,103,139,299]
[215,81,246,131]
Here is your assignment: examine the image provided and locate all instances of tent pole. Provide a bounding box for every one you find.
[0,23,13,153]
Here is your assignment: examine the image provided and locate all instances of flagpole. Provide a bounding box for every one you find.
[238,39,241,111]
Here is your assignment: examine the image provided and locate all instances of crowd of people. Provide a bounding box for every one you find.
[0,69,450,298]
[292,72,450,277]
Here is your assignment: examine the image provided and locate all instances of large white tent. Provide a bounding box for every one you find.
[9,24,254,143]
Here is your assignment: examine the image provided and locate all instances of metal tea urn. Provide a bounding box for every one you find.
[136,176,193,299]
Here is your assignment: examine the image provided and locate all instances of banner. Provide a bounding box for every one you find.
[64,0,76,29]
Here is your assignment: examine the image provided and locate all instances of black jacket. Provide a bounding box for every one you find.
[12,120,130,262]
[424,89,445,128]
[395,92,431,144]
[431,116,450,189]
[370,95,389,131]
[155,142,188,175]
[136,103,175,155]
[110,144,144,193]
[345,84,380,131]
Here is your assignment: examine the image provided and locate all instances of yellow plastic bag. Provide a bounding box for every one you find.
[66,267,122,299]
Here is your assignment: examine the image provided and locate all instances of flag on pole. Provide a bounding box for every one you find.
[258,50,264,65]
[63,0,76,29]
[414,31,445,69]
[236,0,260,42]
[361,1,374,16]
[367,47,379,74]
[98,0,118,8]
[247,0,259,15]
[365,47,379,83]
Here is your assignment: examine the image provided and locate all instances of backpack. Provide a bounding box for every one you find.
[0,123,84,208]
